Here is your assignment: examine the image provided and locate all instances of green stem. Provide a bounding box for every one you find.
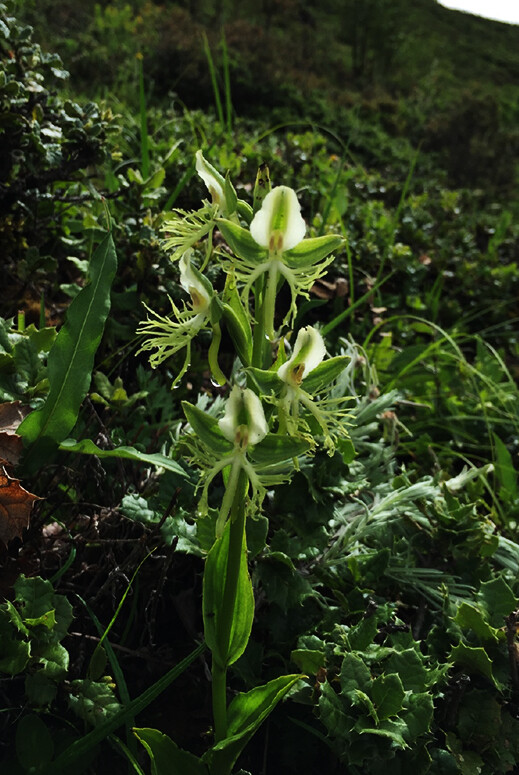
[252,275,266,368]
[263,261,278,342]
[211,470,248,742]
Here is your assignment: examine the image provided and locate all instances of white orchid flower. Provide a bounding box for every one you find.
[218,385,268,449]
[277,326,326,387]
[196,150,226,212]
[137,251,213,383]
[179,251,211,313]
[250,186,306,253]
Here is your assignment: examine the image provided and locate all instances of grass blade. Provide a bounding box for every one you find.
[202,32,224,126]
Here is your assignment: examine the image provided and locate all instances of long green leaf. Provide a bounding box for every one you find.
[203,520,254,667]
[41,642,206,774]
[18,231,118,471]
[59,438,188,477]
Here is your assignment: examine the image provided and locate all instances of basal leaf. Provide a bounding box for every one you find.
[133,729,205,775]
[477,577,517,627]
[204,674,301,775]
[19,231,118,471]
[16,713,54,771]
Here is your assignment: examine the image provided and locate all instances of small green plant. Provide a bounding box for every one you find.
[135,150,350,772]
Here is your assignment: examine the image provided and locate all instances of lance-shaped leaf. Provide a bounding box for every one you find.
[300,356,350,394]
[247,366,282,395]
[203,674,301,775]
[203,519,254,668]
[182,403,233,456]
[217,219,266,263]
[249,434,311,465]
[18,231,117,472]
[133,729,205,775]
[222,274,252,366]
[284,234,343,268]
[59,438,188,478]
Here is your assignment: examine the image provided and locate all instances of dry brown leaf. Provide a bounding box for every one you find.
[0,401,31,467]
[0,466,39,546]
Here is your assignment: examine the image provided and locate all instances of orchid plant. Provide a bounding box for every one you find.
[134,152,352,774]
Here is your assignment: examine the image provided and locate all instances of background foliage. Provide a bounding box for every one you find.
[1,1,519,773]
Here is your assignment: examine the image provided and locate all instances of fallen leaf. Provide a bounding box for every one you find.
[0,466,39,546]
[0,402,31,467]
[0,402,31,434]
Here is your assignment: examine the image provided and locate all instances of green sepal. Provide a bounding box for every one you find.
[301,356,350,394]
[224,172,238,215]
[250,434,311,465]
[217,219,266,263]
[253,162,271,213]
[182,402,233,455]
[222,274,253,366]
[247,366,282,395]
[203,674,301,775]
[236,199,253,224]
[284,234,343,268]
[133,728,205,775]
[203,520,254,668]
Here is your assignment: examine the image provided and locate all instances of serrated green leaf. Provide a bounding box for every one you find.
[385,649,429,692]
[18,232,118,471]
[14,575,54,622]
[455,602,501,642]
[25,609,56,630]
[478,577,517,627]
[403,692,434,742]
[291,649,325,674]
[133,729,205,775]
[371,673,405,720]
[450,642,499,687]
[182,402,233,455]
[37,642,69,679]
[348,615,377,651]
[340,653,372,697]
[203,520,254,667]
[59,438,188,477]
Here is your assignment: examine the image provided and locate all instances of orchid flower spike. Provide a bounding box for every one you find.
[218,385,268,450]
